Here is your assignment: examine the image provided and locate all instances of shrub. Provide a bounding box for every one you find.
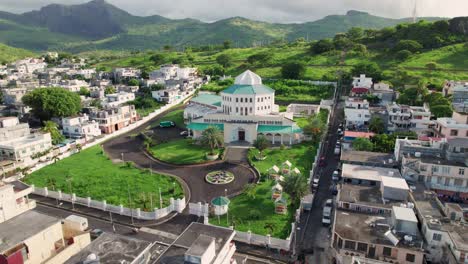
[249,209,261,220]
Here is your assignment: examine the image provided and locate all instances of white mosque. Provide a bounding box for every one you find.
[185,70,303,145]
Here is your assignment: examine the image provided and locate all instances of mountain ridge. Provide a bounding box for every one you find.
[0,0,445,51]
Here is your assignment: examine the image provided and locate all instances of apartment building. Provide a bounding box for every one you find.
[333,165,424,264]
[89,105,138,134]
[409,105,433,136]
[112,68,140,82]
[62,114,101,139]
[0,117,52,162]
[371,82,395,106]
[102,91,135,108]
[286,103,321,117]
[152,88,182,104]
[344,98,371,128]
[352,74,373,89]
[387,103,412,132]
[0,181,91,264]
[1,87,31,105]
[434,111,468,139]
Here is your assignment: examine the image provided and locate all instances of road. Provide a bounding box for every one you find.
[295,73,345,263]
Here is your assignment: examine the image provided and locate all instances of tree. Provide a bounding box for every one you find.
[347,27,364,40]
[352,44,368,55]
[394,40,423,53]
[223,40,232,49]
[396,50,412,61]
[216,54,233,69]
[150,54,165,65]
[333,33,352,50]
[79,87,90,97]
[310,39,334,54]
[90,99,102,109]
[22,87,81,121]
[104,86,116,95]
[200,126,224,155]
[244,184,256,199]
[281,173,307,206]
[430,105,453,118]
[163,45,172,52]
[253,135,270,159]
[426,62,438,71]
[351,62,382,82]
[247,52,273,65]
[42,121,64,145]
[281,62,306,79]
[370,134,395,153]
[303,114,325,143]
[352,138,374,151]
[128,79,140,86]
[369,116,385,134]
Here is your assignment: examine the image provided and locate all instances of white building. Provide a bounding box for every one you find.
[344,98,371,128]
[152,88,182,104]
[286,103,321,117]
[102,91,135,108]
[0,181,91,264]
[0,117,52,162]
[13,58,47,74]
[57,79,90,93]
[433,111,468,139]
[352,74,373,89]
[387,103,412,132]
[409,105,433,136]
[185,70,302,145]
[113,68,140,82]
[62,114,101,140]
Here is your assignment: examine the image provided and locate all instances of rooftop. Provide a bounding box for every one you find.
[392,206,418,223]
[190,93,222,107]
[234,70,262,85]
[343,131,375,139]
[339,184,403,209]
[0,210,59,253]
[65,233,154,264]
[342,164,401,182]
[185,234,214,257]
[340,150,395,166]
[334,209,424,250]
[222,84,275,95]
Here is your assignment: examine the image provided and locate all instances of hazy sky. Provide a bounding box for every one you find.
[0,0,467,23]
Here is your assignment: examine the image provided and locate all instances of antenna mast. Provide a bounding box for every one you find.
[412,0,418,23]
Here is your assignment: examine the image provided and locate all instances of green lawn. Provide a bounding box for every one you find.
[209,180,294,239]
[249,142,317,176]
[149,139,214,164]
[136,103,164,117]
[158,108,185,128]
[24,146,183,210]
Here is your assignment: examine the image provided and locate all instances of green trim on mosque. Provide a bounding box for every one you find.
[221,84,274,95]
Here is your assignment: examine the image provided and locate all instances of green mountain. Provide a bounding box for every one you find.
[0,0,445,52]
[0,43,34,63]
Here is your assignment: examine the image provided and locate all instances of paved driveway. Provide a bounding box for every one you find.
[103,107,257,203]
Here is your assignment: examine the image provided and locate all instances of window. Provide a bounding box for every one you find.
[442,166,451,175]
[406,253,416,262]
[450,130,458,136]
[459,168,465,175]
[250,98,252,103]
[236,107,238,113]
[432,166,439,173]
[357,242,368,252]
[382,247,392,257]
[432,233,442,241]
[236,98,238,103]
[344,240,356,250]
[240,98,243,103]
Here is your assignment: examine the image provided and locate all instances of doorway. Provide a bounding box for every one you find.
[238,130,245,141]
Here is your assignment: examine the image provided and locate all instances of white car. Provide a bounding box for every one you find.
[312,177,319,189]
[322,206,332,226]
[325,199,333,208]
[180,131,188,136]
[332,170,340,181]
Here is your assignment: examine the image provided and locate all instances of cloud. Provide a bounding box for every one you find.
[0,0,466,23]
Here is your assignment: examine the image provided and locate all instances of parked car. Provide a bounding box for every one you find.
[334,146,341,155]
[90,229,103,239]
[332,170,340,181]
[312,177,319,189]
[322,206,332,226]
[180,131,188,136]
[325,199,333,208]
[337,128,343,136]
[159,121,175,128]
[318,156,327,167]
[331,184,338,195]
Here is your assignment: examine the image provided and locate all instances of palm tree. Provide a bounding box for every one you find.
[281,173,308,206]
[244,184,256,199]
[253,135,270,159]
[303,115,325,143]
[200,126,224,155]
[42,121,64,145]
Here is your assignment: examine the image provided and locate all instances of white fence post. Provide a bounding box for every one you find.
[248,230,252,244]
[58,190,62,200]
[102,200,107,211]
[136,208,141,218]
[87,197,91,207]
[119,204,124,214]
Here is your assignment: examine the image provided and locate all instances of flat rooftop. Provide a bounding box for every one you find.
[339,183,404,209]
[156,223,235,264]
[0,210,59,253]
[65,233,155,264]
[342,164,401,182]
[340,150,395,166]
[334,209,423,250]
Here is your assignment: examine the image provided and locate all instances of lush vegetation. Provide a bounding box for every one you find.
[24,146,183,209]
[158,108,186,128]
[209,179,294,238]
[353,131,418,153]
[0,43,34,63]
[22,87,82,121]
[149,139,214,165]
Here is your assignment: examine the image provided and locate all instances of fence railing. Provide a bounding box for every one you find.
[32,185,186,221]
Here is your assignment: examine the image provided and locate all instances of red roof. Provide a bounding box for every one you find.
[351,87,369,94]
[344,131,375,139]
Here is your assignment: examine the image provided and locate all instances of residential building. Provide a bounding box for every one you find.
[185,70,302,145]
[333,166,424,264]
[387,103,412,132]
[412,190,468,264]
[394,137,446,162]
[344,98,371,129]
[113,68,140,82]
[152,88,182,104]
[342,131,375,150]
[56,79,90,93]
[13,58,47,74]
[340,149,397,168]
[409,105,433,136]
[371,82,395,106]
[286,103,321,117]
[433,111,468,139]
[0,181,91,264]
[156,222,237,264]
[89,105,138,134]
[102,91,135,108]
[62,114,101,139]
[1,87,31,105]
[352,74,373,89]
[0,117,52,162]
[443,80,468,96]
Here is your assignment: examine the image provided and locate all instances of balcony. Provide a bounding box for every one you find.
[426,182,468,193]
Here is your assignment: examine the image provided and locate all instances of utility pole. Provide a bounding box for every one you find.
[127,182,134,225]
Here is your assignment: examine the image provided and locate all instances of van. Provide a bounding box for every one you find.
[160,121,175,128]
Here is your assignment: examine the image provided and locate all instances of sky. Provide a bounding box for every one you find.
[0,0,466,23]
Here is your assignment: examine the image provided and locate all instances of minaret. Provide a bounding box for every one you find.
[412,0,418,23]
